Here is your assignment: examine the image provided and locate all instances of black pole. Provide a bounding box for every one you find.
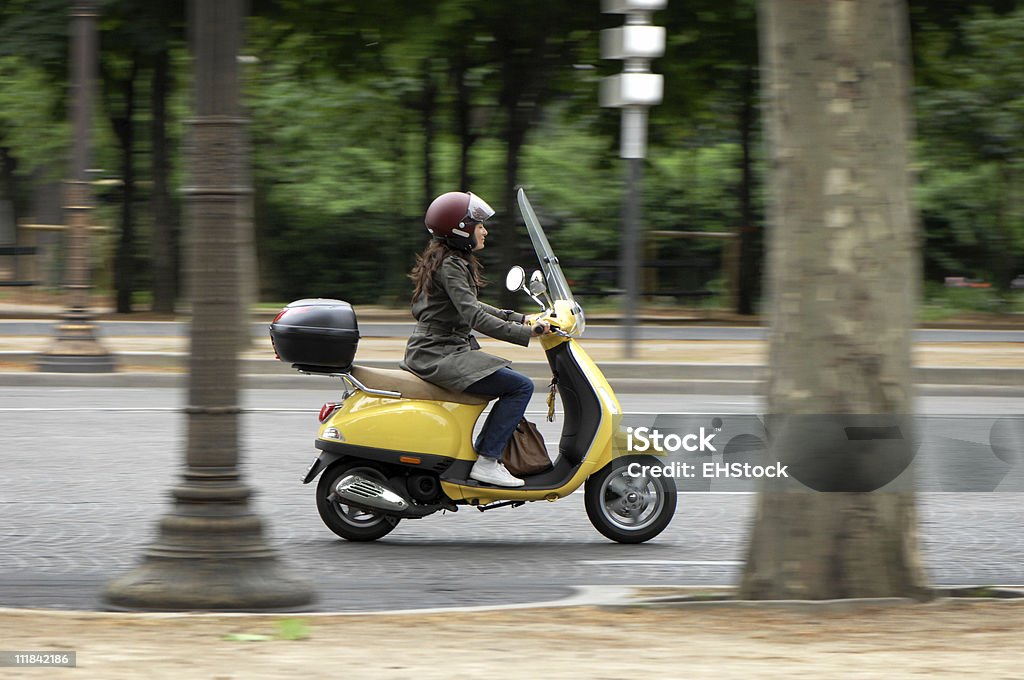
[38,0,115,372]
[104,0,314,611]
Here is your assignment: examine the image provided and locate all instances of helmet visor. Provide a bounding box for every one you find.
[466,193,496,223]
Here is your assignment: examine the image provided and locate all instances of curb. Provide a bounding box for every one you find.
[0,585,636,618]
[0,585,1020,617]
[604,585,1024,610]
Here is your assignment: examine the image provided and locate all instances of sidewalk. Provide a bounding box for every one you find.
[0,599,1021,678]
[1,299,1022,394]
[4,332,1024,367]
[2,323,1023,395]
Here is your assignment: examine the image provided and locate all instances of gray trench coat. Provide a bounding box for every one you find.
[401,254,533,392]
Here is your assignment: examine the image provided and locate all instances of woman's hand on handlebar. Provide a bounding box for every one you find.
[524,313,553,335]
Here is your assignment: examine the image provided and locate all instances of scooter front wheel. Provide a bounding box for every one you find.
[584,456,677,544]
[316,460,401,541]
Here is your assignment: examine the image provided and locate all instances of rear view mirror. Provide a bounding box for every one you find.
[505,265,526,292]
[528,270,546,296]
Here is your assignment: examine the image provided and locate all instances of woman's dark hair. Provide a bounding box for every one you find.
[409,240,485,302]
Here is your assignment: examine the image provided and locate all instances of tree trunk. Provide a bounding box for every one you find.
[150,48,177,314]
[113,56,139,314]
[500,110,527,308]
[740,0,929,600]
[0,147,18,244]
[421,57,435,211]
[736,61,759,316]
[453,54,476,192]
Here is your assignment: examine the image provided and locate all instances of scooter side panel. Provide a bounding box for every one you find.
[319,393,485,459]
[443,339,619,504]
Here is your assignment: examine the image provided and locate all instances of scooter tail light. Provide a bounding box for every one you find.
[319,402,340,423]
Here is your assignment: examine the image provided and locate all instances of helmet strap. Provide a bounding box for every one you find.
[440,235,473,252]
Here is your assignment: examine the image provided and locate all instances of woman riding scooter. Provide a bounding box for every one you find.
[402,191,551,488]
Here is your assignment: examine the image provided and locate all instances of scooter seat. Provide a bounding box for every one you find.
[350,366,490,406]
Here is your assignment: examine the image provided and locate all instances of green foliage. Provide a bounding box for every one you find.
[0,0,69,73]
[915,6,1024,288]
[0,56,69,178]
[919,281,1024,319]
[1,0,1021,313]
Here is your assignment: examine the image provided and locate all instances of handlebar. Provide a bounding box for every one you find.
[532,321,569,338]
[528,307,572,337]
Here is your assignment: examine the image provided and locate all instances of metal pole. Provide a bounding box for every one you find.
[620,107,645,358]
[104,0,314,611]
[619,103,647,359]
[38,0,115,372]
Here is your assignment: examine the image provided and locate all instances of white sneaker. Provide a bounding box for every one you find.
[470,456,525,487]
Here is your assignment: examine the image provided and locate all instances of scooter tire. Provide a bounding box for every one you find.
[584,456,677,544]
[316,460,401,542]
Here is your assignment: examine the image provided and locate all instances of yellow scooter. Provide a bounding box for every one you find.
[272,189,676,543]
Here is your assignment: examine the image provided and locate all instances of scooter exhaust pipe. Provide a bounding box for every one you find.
[331,474,410,513]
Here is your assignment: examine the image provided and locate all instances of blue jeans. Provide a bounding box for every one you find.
[465,367,535,459]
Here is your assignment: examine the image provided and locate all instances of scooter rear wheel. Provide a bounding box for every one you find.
[584,456,677,544]
[316,461,401,541]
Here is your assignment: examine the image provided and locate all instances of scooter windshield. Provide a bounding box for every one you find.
[517,188,573,303]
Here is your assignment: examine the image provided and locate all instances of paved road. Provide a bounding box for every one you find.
[1,388,1022,612]
[2,319,1024,342]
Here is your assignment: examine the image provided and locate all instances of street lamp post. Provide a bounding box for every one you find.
[104,0,314,611]
[38,0,115,373]
[600,0,666,359]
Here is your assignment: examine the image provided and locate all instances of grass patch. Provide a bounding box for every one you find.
[919,284,1024,321]
[223,618,311,643]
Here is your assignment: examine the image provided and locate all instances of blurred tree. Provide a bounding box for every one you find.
[103,49,140,314]
[100,0,186,313]
[0,57,69,214]
[658,0,763,313]
[6,0,1020,312]
[483,2,599,305]
[143,0,185,314]
[914,5,1024,290]
[0,0,70,227]
[740,0,929,599]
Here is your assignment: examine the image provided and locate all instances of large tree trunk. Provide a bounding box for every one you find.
[740,0,929,600]
[150,48,178,314]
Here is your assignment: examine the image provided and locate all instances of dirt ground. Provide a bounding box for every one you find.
[1,600,1021,679]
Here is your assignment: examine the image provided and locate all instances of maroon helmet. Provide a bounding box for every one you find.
[424,191,496,251]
